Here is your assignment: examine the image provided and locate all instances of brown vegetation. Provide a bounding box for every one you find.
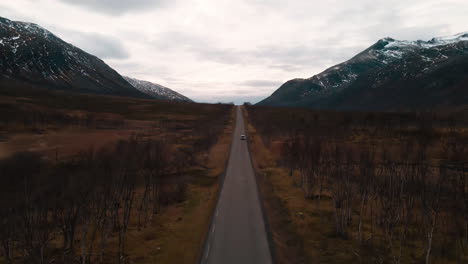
[244,105,468,264]
[0,86,234,263]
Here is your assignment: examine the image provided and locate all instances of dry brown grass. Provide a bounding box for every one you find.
[0,109,234,264]
[0,86,232,160]
[244,109,382,263]
[243,107,467,264]
[243,108,306,263]
[0,87,235,264]
[0,127,135,159]
[107,107,235,264]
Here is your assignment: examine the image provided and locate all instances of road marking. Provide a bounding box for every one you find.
[211,224,216,234]
[204,243,211,260]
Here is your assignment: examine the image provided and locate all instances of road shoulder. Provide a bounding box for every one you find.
[242,107,306,264]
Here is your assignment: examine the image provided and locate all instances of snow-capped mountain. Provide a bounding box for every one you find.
[0,17,147,98]
[123,76,192,102]
[259,32,468,110]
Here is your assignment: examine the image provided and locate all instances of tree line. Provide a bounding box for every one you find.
[0,104,233,263]
[0,137,178,264]
[246,105,468,263]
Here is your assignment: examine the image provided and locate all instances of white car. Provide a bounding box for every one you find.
[240,134,246,140]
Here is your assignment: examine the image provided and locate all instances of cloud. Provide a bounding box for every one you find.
[237,80,284,88]
[52,28,130,59]
[0,9,131,60]
[152,31,361,70]
[0,5,31,21]
[325,0,451,42]
[153,31,248,65]
[191,95,266,105]
[269,64,305,72]
[57,0,169,15]
[2,0,468,103]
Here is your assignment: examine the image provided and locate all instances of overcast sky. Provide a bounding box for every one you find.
[1,0,467,103]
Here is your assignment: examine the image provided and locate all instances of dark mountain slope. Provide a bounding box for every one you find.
[0,17,147,98]
[259,33,468,110]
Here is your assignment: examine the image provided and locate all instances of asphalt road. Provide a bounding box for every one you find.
[201,106,272,264]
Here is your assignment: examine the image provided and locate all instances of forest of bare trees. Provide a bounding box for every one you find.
[246,105,468,263]
[0,104,232,264]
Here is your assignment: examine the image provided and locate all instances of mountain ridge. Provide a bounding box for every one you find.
[258,32,468,110]
[123,76,192,102]
[0,16,148,98]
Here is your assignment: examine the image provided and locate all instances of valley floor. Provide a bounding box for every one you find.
[243,106,468,264]
[0,87,234,264]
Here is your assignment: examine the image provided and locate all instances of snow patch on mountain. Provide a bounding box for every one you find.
[0,16,99,80]
[123,76,192,102]
[263,31,468,105]
[384,32,468,49]
[0,16,145,98]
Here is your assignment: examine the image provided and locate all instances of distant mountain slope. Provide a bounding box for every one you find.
[0,17,147,98]
[123,76,192,102]
[258,32,468,110]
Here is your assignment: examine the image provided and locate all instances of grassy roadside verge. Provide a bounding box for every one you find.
[243,108,365,264]
[123,107,236,264]
[243,107,307,264]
